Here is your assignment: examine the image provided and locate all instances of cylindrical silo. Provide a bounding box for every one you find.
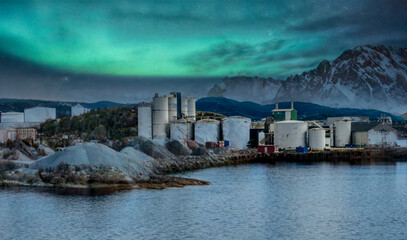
[274,120,308,150]
[137,103,152,139]
[186,97,196,121]
[170,119,190,141]
[194,119,220,144]
[335,121,351,147]
[309,128,325,150]
[222,116,251,150]
[181,97,188,118]
[168,95,178,122]
[152,94,169,139]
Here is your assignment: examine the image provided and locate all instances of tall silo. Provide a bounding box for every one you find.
[194,119,220,144]
[181,97,188,118]
[334,121,351,147]
[222,116,251,149]
[274,120,308,150]
[309,128,325,150]
[168,94,178,122]
[186,96,196,121]
[152,94,169,139]
[138,102,152,139]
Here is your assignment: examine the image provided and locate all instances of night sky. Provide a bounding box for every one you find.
[0,0,406,102]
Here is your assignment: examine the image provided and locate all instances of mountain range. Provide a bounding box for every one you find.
[208,45,407,115]
[1,97,403,122]
[196,97,404,121]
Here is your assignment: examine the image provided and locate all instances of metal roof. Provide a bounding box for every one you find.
[351,122,380,132]
[351,122,397,133]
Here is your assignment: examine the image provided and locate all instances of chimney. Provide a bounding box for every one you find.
[291,101,294,109]
[276,102,279,110]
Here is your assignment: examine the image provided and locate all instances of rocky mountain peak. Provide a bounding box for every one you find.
[208,45,407,114]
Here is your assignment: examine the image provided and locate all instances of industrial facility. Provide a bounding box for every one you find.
[250,102,404,153]
[137,93,251,150]
[137,98,406,152]
[0,106,56,143]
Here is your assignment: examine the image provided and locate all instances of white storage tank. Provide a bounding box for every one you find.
[222,116,251,150]
[168,95,178,122]
[194,119,220,145]
[152,94,169,139]
[1,112,24,123]
[138,102,152,139]
[186,96,196,121]
[334,121,351,147]
[24,107,56,123]
[309,128,326,150]
[274,120,308,150]
[170,119,193,141]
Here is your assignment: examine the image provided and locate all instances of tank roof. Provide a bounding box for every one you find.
[275,120,305,124]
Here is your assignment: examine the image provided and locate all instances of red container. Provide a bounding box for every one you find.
[206,142,218,149]
[258,145,279,153]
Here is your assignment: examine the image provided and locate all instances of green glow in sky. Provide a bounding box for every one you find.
[0,0,405,77]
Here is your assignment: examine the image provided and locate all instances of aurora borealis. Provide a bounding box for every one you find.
[0,0,406,78]
[0,0,406,103]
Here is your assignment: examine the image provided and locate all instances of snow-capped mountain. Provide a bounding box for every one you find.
[208,45,407,114]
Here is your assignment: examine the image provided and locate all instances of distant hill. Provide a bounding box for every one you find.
[196,97,404,121]
[0,99,132,118]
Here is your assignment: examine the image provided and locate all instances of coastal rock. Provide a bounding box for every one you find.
[166,140,192,156]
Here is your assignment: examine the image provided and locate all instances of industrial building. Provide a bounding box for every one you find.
[0,128,17,144]
[272,102,297,121]
[0,112,24,123]
[138,92,196,140]
[24,107,56,123]
[352,122,398,147]
[137,93,252,150]
[16,127,37,141]
[71,104,90,117]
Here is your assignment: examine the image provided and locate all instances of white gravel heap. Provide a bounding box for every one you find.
[30,143,155,179]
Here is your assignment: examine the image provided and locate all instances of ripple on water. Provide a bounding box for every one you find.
[0,162,407,239]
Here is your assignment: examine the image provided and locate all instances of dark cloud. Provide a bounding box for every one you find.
[0,51,219,103]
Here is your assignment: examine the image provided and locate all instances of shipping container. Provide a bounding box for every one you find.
[258,145,279,153]
[224,141,230,147]
[296,147,308,153]
[205,142,218,149]
[218,141,224,147]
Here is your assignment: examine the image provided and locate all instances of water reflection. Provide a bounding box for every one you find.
[0,162,406,239]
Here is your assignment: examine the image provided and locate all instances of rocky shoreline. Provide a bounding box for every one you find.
[1,137,406,192]
[0,137,258,191]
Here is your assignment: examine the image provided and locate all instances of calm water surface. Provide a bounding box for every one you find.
[1,162,407,240]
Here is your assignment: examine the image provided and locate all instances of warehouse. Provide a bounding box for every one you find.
[71,104,90,117]
[0,112,24,123]
[352,122,398,147]
[24,107,56,123]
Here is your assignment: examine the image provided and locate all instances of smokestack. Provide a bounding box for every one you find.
[291,101,294,109]
[276,102,279,110]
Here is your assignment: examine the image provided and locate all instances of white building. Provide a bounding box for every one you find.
[0,128,17,144]
[1,112,24,123]
[71,104,90,117]
[352,122,398,147]
[24,107,56,123]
